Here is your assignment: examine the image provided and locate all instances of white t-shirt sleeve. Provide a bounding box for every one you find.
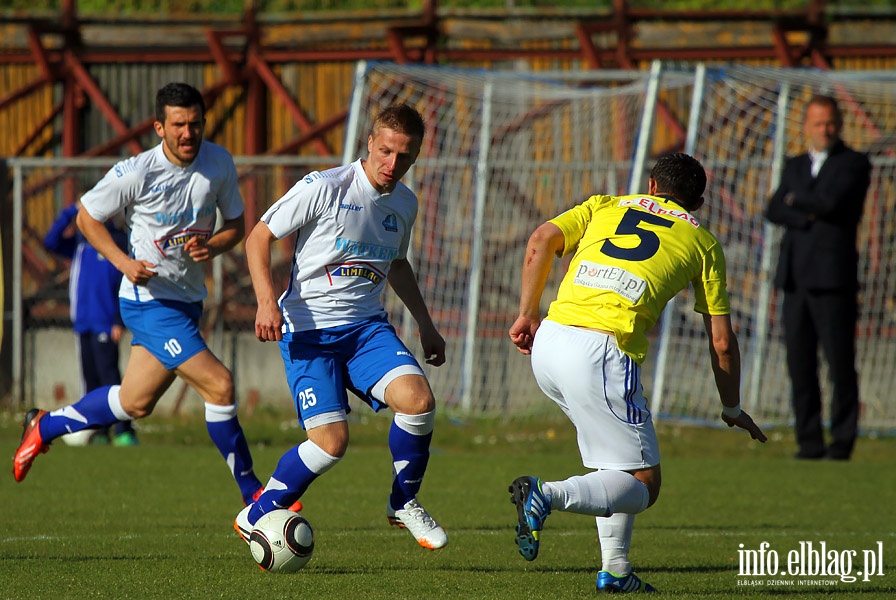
[261,174,329,239]
[80,159,143,222]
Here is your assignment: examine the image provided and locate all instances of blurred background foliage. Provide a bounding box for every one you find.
[5,1,896,17]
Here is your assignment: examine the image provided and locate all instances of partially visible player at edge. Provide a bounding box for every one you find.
[236,103,447,551]
[13,82,298,511]
[507,153,767,593]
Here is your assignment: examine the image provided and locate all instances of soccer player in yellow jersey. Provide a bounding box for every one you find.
[507,153,767,594]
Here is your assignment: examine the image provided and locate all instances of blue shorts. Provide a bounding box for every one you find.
[120,298,207,370]
[279,315,423,428]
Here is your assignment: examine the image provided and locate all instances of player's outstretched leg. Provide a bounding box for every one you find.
[387,497,448,550]
[12,409,51,482]
[596,571,657,594]
[508,475,551,561]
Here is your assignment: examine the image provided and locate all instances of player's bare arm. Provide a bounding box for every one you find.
[184,214,245,262]
[245,221,284,342]
[702,313,767,443]
[387,258,446,366]
[509,222,565,354]
[76,205,157,286]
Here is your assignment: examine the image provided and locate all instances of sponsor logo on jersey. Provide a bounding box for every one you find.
[149,183,173,194]
[334,237,398,261]
[327,263,386,286]
[303,171,322,184]
[573,260,647,303]
[153,204,216,226]
[339,203,363,212]
[382,213,398,232]
[155,229,212,256]
[619,197,700,228]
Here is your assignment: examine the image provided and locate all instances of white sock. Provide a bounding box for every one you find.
[598,512,635,575]
[542,470,649,516]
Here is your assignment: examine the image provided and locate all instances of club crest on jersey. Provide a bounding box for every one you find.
[155,229,211,256]
[382,213,398,232]
[327,263,385,286]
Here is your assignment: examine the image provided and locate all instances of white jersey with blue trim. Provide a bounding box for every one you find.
[261,159,418,332]
[80,141,245,303]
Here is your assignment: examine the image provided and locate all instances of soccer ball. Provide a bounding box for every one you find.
[61,429,101,446]
[249,509,314,573]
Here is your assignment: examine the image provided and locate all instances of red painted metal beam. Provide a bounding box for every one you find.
[63,51,144,156]
[13,101,63,157]
[0,76,48,113]
[246,51,332,156]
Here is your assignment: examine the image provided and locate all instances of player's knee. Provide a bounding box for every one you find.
[306,422,350,458]
[203,373,235,405]
[633,465,662,508]
[389,383,435,415]
[317,437,349,458]
[118,391,156,419]
[646,483,661,508]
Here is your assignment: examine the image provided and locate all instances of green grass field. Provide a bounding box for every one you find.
[1,408,894,599]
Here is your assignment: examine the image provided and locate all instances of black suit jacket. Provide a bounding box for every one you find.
[765,140,871,292]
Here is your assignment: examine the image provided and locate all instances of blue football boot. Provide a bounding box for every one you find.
[597,570,657,593]
[508,476,551,561]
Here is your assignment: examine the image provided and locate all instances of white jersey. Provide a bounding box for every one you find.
[81,141,244,303]
[261,159,417,332]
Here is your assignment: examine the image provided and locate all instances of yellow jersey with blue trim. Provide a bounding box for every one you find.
[545,193,731,364]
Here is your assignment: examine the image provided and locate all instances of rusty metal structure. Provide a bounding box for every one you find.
[2,0,896,167]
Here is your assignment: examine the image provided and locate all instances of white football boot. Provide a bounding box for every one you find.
[234,505,254,545]
[387,498,448,550]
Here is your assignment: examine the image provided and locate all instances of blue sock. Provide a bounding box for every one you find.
[205,403,263,504]
[39,385,120,441]
[388,412,434,510]
[249,440,340,524]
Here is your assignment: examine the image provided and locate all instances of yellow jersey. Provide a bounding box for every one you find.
[546,193,731,364]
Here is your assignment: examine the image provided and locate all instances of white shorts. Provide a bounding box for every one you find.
[531,319,660,470]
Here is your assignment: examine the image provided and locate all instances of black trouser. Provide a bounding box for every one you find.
[782,288,859,458]
[78,331,135,436]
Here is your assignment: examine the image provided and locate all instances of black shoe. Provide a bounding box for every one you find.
[794,450,824,460]
[824,451,850,461]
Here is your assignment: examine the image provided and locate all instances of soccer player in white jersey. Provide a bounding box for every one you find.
[13,83,282,511]
[507,153,767,593]
[237,103,448,551]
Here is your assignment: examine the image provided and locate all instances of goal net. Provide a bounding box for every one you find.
[344,62,896,431]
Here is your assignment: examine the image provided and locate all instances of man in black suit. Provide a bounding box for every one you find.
[765,94,871,461]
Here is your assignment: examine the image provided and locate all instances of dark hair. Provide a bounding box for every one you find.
[155,82,206,123]
[370,103,425,141]
[806,94,842,124]
[649,153,707,211]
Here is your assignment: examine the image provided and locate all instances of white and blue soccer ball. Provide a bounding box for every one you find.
[60,429,100,447]
[249,509,314,573]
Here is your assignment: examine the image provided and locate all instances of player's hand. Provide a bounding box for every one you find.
[420,326,446,367]
[110,324,124,344]
[121,258,157,286]
[509,315,540,355]
[722,409,768,443]
[254,301,284,342]
[184,235,211,262]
